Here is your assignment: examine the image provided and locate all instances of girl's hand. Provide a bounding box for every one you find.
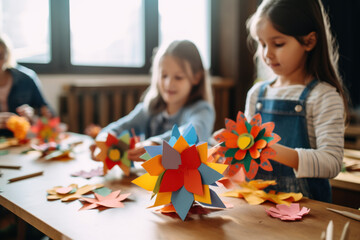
[16,104,34,120]
[0,112,16,129]
[127,140,158,162]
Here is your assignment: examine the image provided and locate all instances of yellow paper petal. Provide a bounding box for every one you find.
[207,162,228,174]
[242,193,266,205]
[221,190,242,198]
[173,135,189,153]
[141,155,165,176]
[119,132,130,144]
[196,142,208,163]
[149,192,172,208]
[132,173,158,191]
[194,185,211,204]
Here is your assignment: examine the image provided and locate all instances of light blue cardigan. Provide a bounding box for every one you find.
[100,100,215,143]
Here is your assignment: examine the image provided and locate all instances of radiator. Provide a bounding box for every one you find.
[60,78,234,134]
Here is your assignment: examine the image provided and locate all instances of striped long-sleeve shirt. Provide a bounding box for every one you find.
[244,81,345,179]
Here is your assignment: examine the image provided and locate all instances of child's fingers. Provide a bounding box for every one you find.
[127,147,146,162]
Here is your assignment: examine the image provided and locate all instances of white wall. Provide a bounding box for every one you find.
[38,74,150,115]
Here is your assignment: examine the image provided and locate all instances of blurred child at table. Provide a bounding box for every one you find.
[91,40,215,162]
[244,0,349,202]
[0,34,54,136]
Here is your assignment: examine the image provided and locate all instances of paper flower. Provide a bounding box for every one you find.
[221,180,303,205]
[6,115,30,140]
[132,124,228,221]
[31,117,63,143]
[266,203,310,221]
[79,190,131,211]
[47,183,104,202]
[95,131,133,175]
[214,111,280,179]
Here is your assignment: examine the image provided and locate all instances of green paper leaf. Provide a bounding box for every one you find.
[93,187,112,196]
[245,121,252,133]
[254,128,266,142]
[225,148,238,158]
[152,171,165,199]
[243,152,253,172]
[140,152,151,161]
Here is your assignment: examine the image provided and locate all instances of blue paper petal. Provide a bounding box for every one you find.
[200,189,226,208]
[144,145,163,157]
[198,163,223,185]
[183,124,198,146]
[171,124,181,139]
[168,136,177,147]
[171,186,194,221]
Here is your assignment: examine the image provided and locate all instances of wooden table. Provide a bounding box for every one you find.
[1,134,360,240]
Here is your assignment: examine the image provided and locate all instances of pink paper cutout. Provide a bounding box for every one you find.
[71,167,104,179]
[56,186,73,194]
[266,203,310,221]
[79,190,131,211]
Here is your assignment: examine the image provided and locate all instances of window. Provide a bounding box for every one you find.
[0,0,213,74]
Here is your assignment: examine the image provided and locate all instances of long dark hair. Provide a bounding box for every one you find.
[247,0,349,123]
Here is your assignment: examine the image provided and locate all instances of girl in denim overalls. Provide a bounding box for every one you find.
[245,0,349,202]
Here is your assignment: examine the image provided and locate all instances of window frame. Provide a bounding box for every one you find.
[19,0,219,75]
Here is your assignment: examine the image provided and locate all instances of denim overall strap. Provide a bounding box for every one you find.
[255,79,332,202]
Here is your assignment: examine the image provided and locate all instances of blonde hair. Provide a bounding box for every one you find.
[143,40,213,114]
[0,34,16,69]
[246,0,349,123]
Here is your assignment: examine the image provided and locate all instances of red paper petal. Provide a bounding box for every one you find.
[268,133,281,146]
[184,169,203,195]
[106,134,119,146]
[181,145,201,169]
[159,169,184,193]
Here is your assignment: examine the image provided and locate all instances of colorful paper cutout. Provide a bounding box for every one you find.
[31,117,63,143]
[6,115,30,140]
[79,190,131,211]
[132,124,227,221]
[71,166,104,179]
[95,131,133,175]
[47,183,104,202]
[214,111,281,179]
[266,203,310,221]
[221,180,303,205]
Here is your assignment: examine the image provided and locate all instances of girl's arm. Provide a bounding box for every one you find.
[147,100,215,143]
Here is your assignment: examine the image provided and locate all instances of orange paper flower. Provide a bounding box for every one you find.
[215,111,280,179]
[6,115,30,140]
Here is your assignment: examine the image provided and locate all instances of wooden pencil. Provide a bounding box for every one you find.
[0,165,21,170]
[8,171,43,183]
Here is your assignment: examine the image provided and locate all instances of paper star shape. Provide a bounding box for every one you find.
[95,131,133,175]
[79,190,131,210]
[266,203,310,221]
[215,111,280,179]
[47,183,104,202]
[221,180,303,205]
[132,124,228,221]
